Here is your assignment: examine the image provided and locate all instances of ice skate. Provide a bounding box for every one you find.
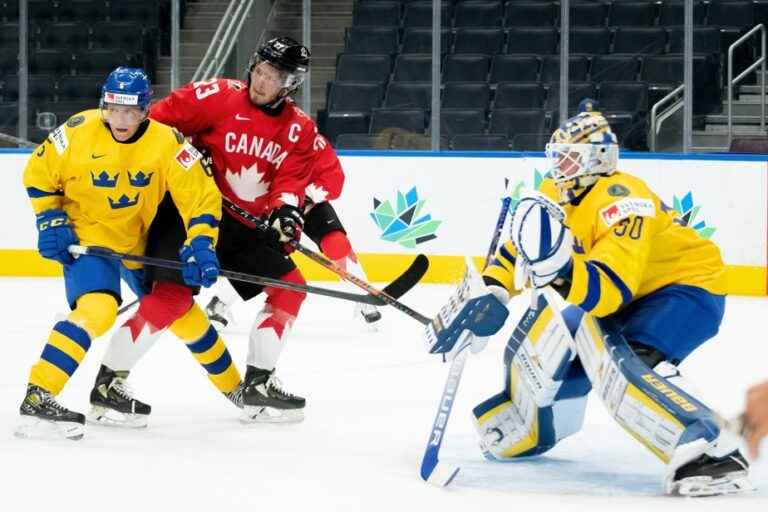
[15,384,85,441]
[205,295,234,329]
[666,449,754,497]
[88,365,151,428]
[241,366,305,423]
[225,382,244,409]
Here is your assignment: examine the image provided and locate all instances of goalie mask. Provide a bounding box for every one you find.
[247,36,310,95]
[545,110,618,203]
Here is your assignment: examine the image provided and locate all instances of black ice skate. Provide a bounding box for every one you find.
[15,384,85,440]
[225,382,244,409]
[241,366,305,423]
[205,296,233,329]
[88,365,151,428]
[667,450,754,496]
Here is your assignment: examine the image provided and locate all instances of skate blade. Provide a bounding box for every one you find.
[240,405,304,424]
[667,471,756,497]
[87,406,149,429]
[14,415,84,441]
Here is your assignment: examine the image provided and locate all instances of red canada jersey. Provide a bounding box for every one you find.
[305,135,345,203]
[150,78,320,221]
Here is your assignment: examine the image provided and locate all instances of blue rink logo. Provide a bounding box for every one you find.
[370,187,441,248]
[666,192,716,239]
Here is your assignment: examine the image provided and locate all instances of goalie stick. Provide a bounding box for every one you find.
[68,245,429,307]
[419,179,515,487]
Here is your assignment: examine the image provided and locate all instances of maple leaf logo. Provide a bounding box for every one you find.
[305,183,329,204]
[225,162,270,201]
[279,192,299,207]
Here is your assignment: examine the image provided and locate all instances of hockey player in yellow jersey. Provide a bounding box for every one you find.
[15,67,229,440]
[427,104,753,496]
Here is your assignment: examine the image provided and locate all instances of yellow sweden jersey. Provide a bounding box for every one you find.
[23,109,221,256]
[484,172,726,317]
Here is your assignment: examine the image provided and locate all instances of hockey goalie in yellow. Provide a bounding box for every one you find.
[427,106,751,496]
[485,165,727,321]
[16,67,223,440]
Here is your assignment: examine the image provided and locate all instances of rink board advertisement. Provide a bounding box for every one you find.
[1,149,767,295]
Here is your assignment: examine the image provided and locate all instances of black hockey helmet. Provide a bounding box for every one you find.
[247,36,310,92]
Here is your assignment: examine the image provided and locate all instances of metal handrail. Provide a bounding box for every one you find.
[214,0,256,77]
[192,0,254,82]
[192,0,238,82]
[727,24,766,148]
[649,84,684,151]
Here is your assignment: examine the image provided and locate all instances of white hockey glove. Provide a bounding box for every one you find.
[425,259,509,361]
[510,190,573,290]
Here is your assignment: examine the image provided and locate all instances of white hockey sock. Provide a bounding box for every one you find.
[247,307,295,371]
[102,313,164,372]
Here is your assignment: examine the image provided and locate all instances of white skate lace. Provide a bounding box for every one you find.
[110,378,135,402]
[267,375,297,399]
[226,384,244,408]
[40,391,69,413]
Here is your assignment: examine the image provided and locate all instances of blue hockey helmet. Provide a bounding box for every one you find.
[100,67,152,110]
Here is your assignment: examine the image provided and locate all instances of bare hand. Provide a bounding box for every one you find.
[744,380,768,459]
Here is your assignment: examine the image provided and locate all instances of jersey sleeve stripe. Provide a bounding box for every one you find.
[188,214,220,229]
[579,262,602,312]
[589,260,633,307]
[26,186,63,198]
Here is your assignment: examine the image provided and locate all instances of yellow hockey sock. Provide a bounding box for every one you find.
[170,304,241,393]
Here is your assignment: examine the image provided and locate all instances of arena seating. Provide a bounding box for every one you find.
[322,0,768,151]
[0,0,172,141]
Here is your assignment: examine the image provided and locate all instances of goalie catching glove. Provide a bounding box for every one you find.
[425,259,509,361]
[510,190,573,290]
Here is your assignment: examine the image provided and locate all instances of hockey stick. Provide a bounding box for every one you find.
[118,299,139,315]
[419,180,515,487]
[221,198,431,322]
[68,245,428,307]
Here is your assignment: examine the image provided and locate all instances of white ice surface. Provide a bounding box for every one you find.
[1,277,767,512]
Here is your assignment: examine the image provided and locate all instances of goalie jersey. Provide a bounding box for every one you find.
[23,110,221,256]
[484,172,726,317]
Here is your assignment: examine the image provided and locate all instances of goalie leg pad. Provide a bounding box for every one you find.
[572,309,732,462]
[473,290,589,460]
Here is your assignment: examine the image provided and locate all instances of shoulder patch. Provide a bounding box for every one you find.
[607,184,630,197]
[66,115,85,128]
[172,128,185,144]
[49,125,69,155]
[599,197,655,227]
[175,142,202,171]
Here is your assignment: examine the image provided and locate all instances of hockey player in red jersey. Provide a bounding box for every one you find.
[90,37,317,424]
[205,132,382,328]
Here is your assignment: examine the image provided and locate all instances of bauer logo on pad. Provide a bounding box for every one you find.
[600,198,655,227]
